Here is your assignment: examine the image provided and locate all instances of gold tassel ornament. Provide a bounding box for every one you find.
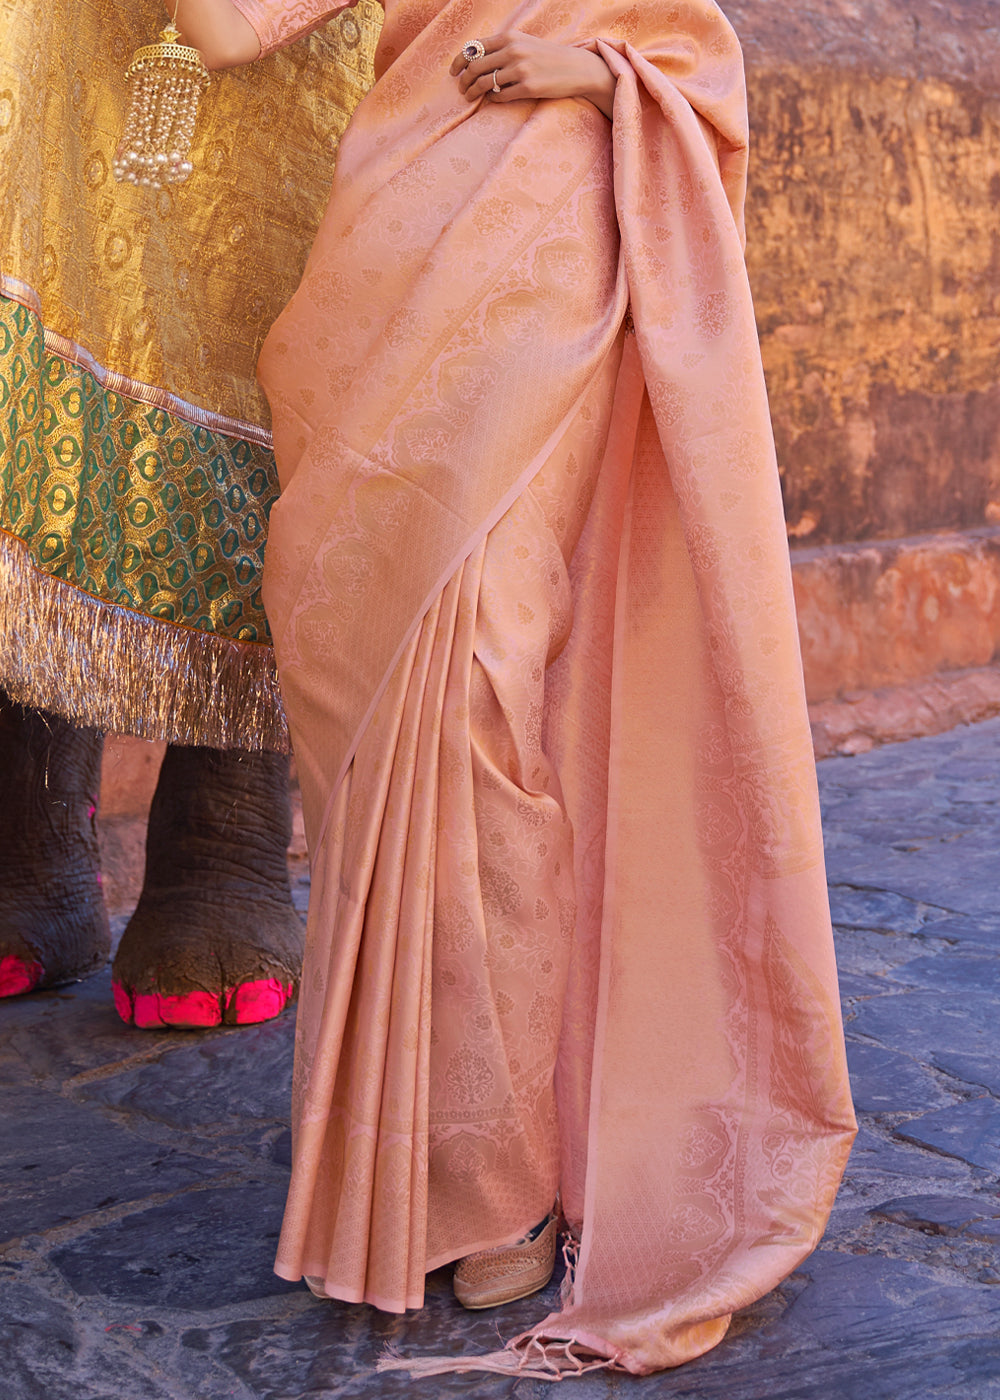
[113,4,209,190]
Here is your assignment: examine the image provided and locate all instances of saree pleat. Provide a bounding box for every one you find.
[426,497,571,1265]
[231,0,857,1375]
[282,576,459,1309]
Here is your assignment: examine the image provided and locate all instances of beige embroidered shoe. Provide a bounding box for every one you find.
[453,1213,559,1310]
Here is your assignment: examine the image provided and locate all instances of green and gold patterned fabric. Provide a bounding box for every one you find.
[2,296,274,642]
[0,0,381,749]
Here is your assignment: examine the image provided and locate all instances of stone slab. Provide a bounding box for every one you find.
[0,1281,179,1400]
[913,917,1000,947]
[0,968,178,1087]
[888,953,1000,994]
[50,1183,301,1309]
[828,884,935,933]
[76,1017,294,1139]
[784,1249,1000,1342]
[271,1130,293,1168]
[870,1194,1000,1239]
[894,1098,1000,1170]
[845,1127,968,1184]
[178,1268,583,1400]
[596,1253,1000,1400]
[928,1052,1000,1098]
[832,923,949,980]
[849,989,999,1067]
[838,970,892,1002]
[845,1040,952,1114]
[0,1086,216,1244]
[816,721,1000,922]
[823,835,1000,921]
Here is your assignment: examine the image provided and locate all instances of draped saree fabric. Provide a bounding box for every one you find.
[230,0,857,1375]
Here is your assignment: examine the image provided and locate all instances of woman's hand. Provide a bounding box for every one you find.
[450,32,616,119]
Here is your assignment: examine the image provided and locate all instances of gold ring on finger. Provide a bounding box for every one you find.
[491,70,501,92]
[462,39,486,63]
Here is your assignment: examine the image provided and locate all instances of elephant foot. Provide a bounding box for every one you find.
[111,899,301,1029]
[0,696,110,997]
[0,881,110,998]
[111,745,303,1030]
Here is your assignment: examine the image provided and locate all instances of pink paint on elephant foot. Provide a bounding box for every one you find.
[225,978,295,1024]
[113,978,294,1028]
[0,955,45,998]
[112,983,222,1029]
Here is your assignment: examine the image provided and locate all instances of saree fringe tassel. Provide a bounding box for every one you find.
[0,530,289,750]
[376,1337,620,1381]
[374,1235,616,1381]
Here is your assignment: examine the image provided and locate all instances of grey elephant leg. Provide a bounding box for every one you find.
[111,745,303,1028]
[0,693,110,996]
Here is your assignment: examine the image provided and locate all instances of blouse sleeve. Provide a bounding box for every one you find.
[227,0,358,58]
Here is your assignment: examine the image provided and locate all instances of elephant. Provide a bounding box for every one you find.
[0,0,382,1025]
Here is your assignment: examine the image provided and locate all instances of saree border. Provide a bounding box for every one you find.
[1,274,274,450]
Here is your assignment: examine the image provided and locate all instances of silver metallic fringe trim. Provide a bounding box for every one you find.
[0,531,289,751]
[1,276,273,448]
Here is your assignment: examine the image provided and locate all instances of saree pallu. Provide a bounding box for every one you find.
[231,0,857,1375]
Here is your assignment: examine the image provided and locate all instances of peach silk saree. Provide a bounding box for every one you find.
[230,0,856,1377]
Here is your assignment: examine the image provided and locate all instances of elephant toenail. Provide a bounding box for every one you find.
[0,955,45,997]
[132,990,223,1029]
[230,978,294,1024]
[113,980,295,1029]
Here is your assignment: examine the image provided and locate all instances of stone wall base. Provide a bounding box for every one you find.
[792,526,1000,701]
[796,525,1000,754]
[809,663,1000,759]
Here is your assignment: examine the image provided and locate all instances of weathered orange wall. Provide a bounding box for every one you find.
[729,0,1000,547]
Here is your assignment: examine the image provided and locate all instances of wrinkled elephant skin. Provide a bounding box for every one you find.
[0,694,303,1028]
[0,697,111,992]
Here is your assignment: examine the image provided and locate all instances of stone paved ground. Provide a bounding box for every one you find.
[4,721,1000,1399]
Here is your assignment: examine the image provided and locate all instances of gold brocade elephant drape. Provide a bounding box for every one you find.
[0,0,381,749]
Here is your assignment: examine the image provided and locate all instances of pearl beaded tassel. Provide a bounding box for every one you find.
[113,23,209,190]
